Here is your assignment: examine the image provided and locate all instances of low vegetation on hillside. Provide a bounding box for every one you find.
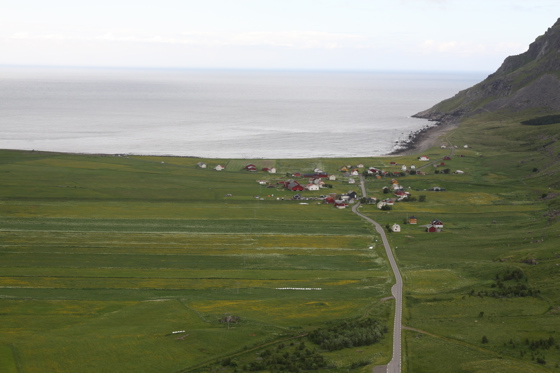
[1,107,559,372]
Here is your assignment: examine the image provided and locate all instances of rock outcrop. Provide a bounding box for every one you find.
[414,18,560,123]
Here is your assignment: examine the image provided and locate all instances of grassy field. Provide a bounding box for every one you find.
[0,149,393,372]
[1,108,560,372]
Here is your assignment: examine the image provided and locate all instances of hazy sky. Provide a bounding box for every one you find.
[1,0,558,71]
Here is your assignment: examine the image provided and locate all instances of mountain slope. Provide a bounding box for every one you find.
[414,18,560,123]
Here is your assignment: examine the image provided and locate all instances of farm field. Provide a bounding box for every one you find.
[1,111,560,372]
[0,149,393,373]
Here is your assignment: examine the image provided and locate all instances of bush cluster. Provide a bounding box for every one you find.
[526,337,557,351]
[501,337,557,366]
[244,342,326,372]
[469,268,540,298]
[307,318,387,351]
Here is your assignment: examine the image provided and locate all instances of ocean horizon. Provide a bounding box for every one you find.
[0,66,487,158]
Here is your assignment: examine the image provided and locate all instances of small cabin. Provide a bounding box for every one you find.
[408,216,417,224]
[391,224,401,233]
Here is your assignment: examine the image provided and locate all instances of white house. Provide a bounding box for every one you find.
[410,164,416,170]
[419,156,430,161]
[268,167,277,174]
[454,170,464,174]
[306,183,320,191]
[351,170,359,176]
[357,163,364,168]
[391,224,401,233]
[197,162,207,169]
[214,165,225,171]
[348,178,356,184]
[328,174,337,181]
[401,165,407,171]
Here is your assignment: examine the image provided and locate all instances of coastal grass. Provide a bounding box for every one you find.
[0,148,394,372]
[371,110,560,372]
[2,108,560,372]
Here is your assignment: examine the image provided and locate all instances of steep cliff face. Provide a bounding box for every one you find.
[414,18,560,123]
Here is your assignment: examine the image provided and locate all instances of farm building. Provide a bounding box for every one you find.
[426,219,444,233]
[334,200,348,209]
[284,180,304,191]
[214,165,225,171]
[431,219,444,228]
[346,191,358,200]
[306,183,320,191]
[418,156,430,161]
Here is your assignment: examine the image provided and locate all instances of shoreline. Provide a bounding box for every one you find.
[387,121,459,156]
[0,121,457,160]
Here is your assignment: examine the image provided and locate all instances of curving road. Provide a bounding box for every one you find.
[353,176,403,373]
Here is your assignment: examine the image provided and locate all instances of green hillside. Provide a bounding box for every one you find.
[1,105,560,372]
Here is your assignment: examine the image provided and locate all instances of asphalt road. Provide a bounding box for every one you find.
[353,176,403,373]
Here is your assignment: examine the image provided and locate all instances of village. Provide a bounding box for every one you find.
[195,158,457,233]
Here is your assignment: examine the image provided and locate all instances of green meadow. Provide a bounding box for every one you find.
[1,110,560,372]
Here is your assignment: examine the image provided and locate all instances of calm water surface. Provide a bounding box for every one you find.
[0,67,486,158]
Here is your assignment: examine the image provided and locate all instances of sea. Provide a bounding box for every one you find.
[0,67,487,158]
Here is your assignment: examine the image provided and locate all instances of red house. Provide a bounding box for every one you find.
[284,180,304,191]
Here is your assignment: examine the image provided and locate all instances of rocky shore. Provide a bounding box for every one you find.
[388,121,459,156]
